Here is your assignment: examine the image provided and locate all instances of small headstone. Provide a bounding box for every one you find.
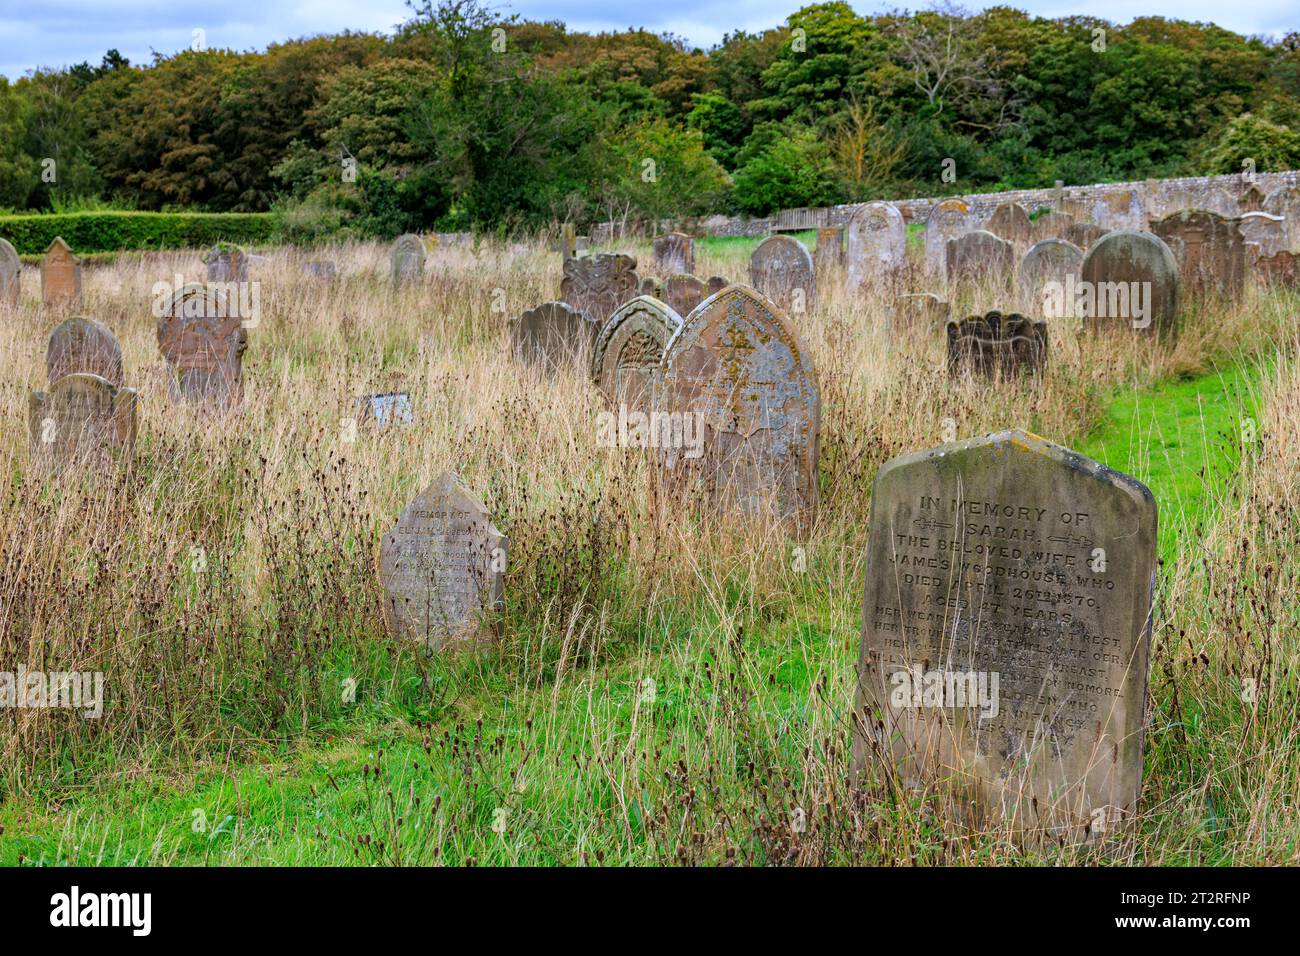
[706,275,728,295]
[29,373,137,471]
[41,237,82,310]
[591,295,682,409]
[1237,211,1285,259]
[748,235,816,316]
[893,292,949,327]
[510,301,600,373]
[986,202,1032,246]
[1254,250,1300,288]
[156,284,249,406]
[1079,231,1180,334]
[356,392,414,429]
[662,273,708,318]
[652,233,695,275]
[305,260,337,279]
[1017,239,1083,313]
[657,284,819,531]
[852,429,1157,837]
[1064,223,1109,251]
[0,238,19,307]
[47,317,124,387]
[813,226,846,279]
[1151,209,1246,302]
[847,202,905,288]
[560,253,639,325]
[379,471,506,649]
[946,311,1047,378]
[205,245,249,282]
[945,230,1014,288]
[1031,211,1074,242]
[390,234,426,285]
[925,199,971,274]
[638,275,663,298]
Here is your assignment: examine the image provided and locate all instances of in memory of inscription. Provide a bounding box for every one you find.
[853,430,1157,840]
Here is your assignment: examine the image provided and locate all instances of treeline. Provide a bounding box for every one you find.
[2,0,1299,238]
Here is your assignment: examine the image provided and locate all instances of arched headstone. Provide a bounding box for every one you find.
[509,301,600,373]
[662,273,708,318]
[1017,239,1083,313]
[47,317,124,387]
[390,234,426,284]
[945,230,1014,287]
[846,202,905,288]
[748,235,815,316]
[986,202,1032,245]
[0,237,19,307]
[1079,231,1180,334]
[924,198,970,274]
[156,284,249,406]
[591,295,682,409]
[29,373,137,471]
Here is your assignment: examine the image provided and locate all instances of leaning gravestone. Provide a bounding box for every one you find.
[663,273,708,319]
[748,235,816,316]
[47,317,124,387]
[813,227,845,279]
[560,253,639,326]
[509,301,600,373]
[156,284,249,407]
[379,471,506,650]
[852,429,1157,838]
[652,233,694,275]
[1017,239,1083,313]
[1079,231,1180,334]
[925,198,971,274]
[846,201,906,289]
[591,295,682,409]
[657,284,819,531]
[390,234,426,285]
[1151,210,1246,302]
[946,311,1047,379]
[945,230,1014,288]
[0,237,19,307]
[206,245,249,282]
[29,373,138,471]
[41,237,82,309]
[986,202,1032,246]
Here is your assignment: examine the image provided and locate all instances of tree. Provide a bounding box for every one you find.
[1204,113,1300,173]
[731,129,840,215]
[828,94,908,198]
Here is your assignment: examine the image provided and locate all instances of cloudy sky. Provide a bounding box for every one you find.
[0,0,1295,81]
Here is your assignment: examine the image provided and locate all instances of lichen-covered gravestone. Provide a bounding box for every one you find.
[560,253,638,325]
[1079,231,1180,334]
[652,233,694,275]
[41,237,82,309]
[748,235,816,316]
[1151,210,1246,302]
[852,429,1157,838]
[986,202,1032,246]
[29,373,137,471]
[925,198,970,274]
[156,284,249,406]
[509,301,600,373]
[592,295,682,409]
[662,273,708,318]
[390,234,426,284]
[379,471,506,650]
[946,311,1047,379]
[1016,239,1083,313]
[846,202,905,289]
[0,238,19,307]
[47,317,124,387]
[657,284,819,531]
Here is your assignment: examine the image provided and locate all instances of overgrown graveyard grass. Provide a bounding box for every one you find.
[0,237,1296,864]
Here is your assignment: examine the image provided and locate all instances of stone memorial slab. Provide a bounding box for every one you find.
[946,311,1047,378]
[748,235,816,315]
[1017,239,1083,313]
[945,230,1014,288]
[560,253,638,325]
[638,275,663,298]
[356,392,414,429]
[47,316,124,387]
[925,198,971,274]
[1152,210,1246,302]
[390,234,426,284]
[1254,250,1300,288]
[1079,231,1180,334]
[893,293,950,327]
[41,237,82,309]
[652,233,694,275]
[1237,211,1285,259]
[847,202,905,288]
[663,273,708,318]
[510,301,600,373]
[156,284,249,406]
[0,237,19,307]
[29,373,137,471]
[852,429,1157,836]
[987,202,1032,246]
[205,245,249,282]
[591,295,682,409]
[657,284,819,530]
[379,471,506,649]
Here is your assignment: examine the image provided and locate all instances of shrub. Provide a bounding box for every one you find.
[0,210,275,255]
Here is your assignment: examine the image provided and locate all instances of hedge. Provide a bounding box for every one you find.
[0,211,275,255]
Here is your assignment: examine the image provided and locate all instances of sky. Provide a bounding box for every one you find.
[0,0,1295,82]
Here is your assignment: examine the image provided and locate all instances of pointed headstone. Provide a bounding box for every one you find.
[41,237,82,309]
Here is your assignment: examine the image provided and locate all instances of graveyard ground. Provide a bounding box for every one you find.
[1,235,1297,865]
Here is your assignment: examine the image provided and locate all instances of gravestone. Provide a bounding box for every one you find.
[390,234,426,284]
[1031,211,1075,242]
[1093,190,1146,232]
[510,301,600,373]
[1254,250,1300,288]
[356,392,414,429]
[559,223,577,260]
[1064,223,1109,251]
[1262,183,1300,219]
[205,245,249,282]
[29,373,137,471]
[846,202,906,288]
[986,202,1032,246]
[560,253,638,325]
[656,284,819,531]
[1079,231,1180,334]
[305,260,337,279]
[0,237,19,307]
[852,429,1157,837]
[47,317,124,387]
[663,273,708,318]
[638,275,663,298]
[1151,210,1246,302]
[706,275,728,295]
[748,235,816,316]
[379,471,506,649]
[813,226,845,279]
[945,230,1014,288]
[591,295,682,409]
[1237,211,1286,259]
[892,293,949,327]
[1238,184,1266,213]
[925,198,971,274]
[41,237,82,309]
[156,284,249,406]
[652,233,694,275]
[1017,239,1083,313]
[946,311,1047,378]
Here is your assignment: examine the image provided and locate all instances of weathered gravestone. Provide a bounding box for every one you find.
[652,233,694,275]
[560,253,638,325]
[1031,211,1075,243]
[892,293,950,328]
[656,284,819,531]
[749,235,816,316]
[305,260,337,279]
[47,317,124,387]
[156,284,249,406]
[986,202,1032,246]
[852,429,1157,837]
[379,471,506,649]
[1064,223,1109,251]
[1093,190,1146,232]
[662,273,708,319]
[558,223,577,260]
[1017,239,1083,313]
[1237,211,1286,259]
[1263,184,1300,247]
[706,275,728,295]
[356,392,414,430]
[510,301,600,373]
[390,234,426,284]
[946,311,1047,379]
[205,245,249,282]
[638,275,663,298]
[591,295,682,409]
[29,373,137,471]
[925,198,971,274]
[1254,250,1300,288]
[1079,231,1180,334]
[0,238,19,307]
[41,237,82,309]
[846,202,905,289]
[810,227,844,280]
[1151,210,1246,302]
[945,230,1014,288]
[1238,184,1266,213]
